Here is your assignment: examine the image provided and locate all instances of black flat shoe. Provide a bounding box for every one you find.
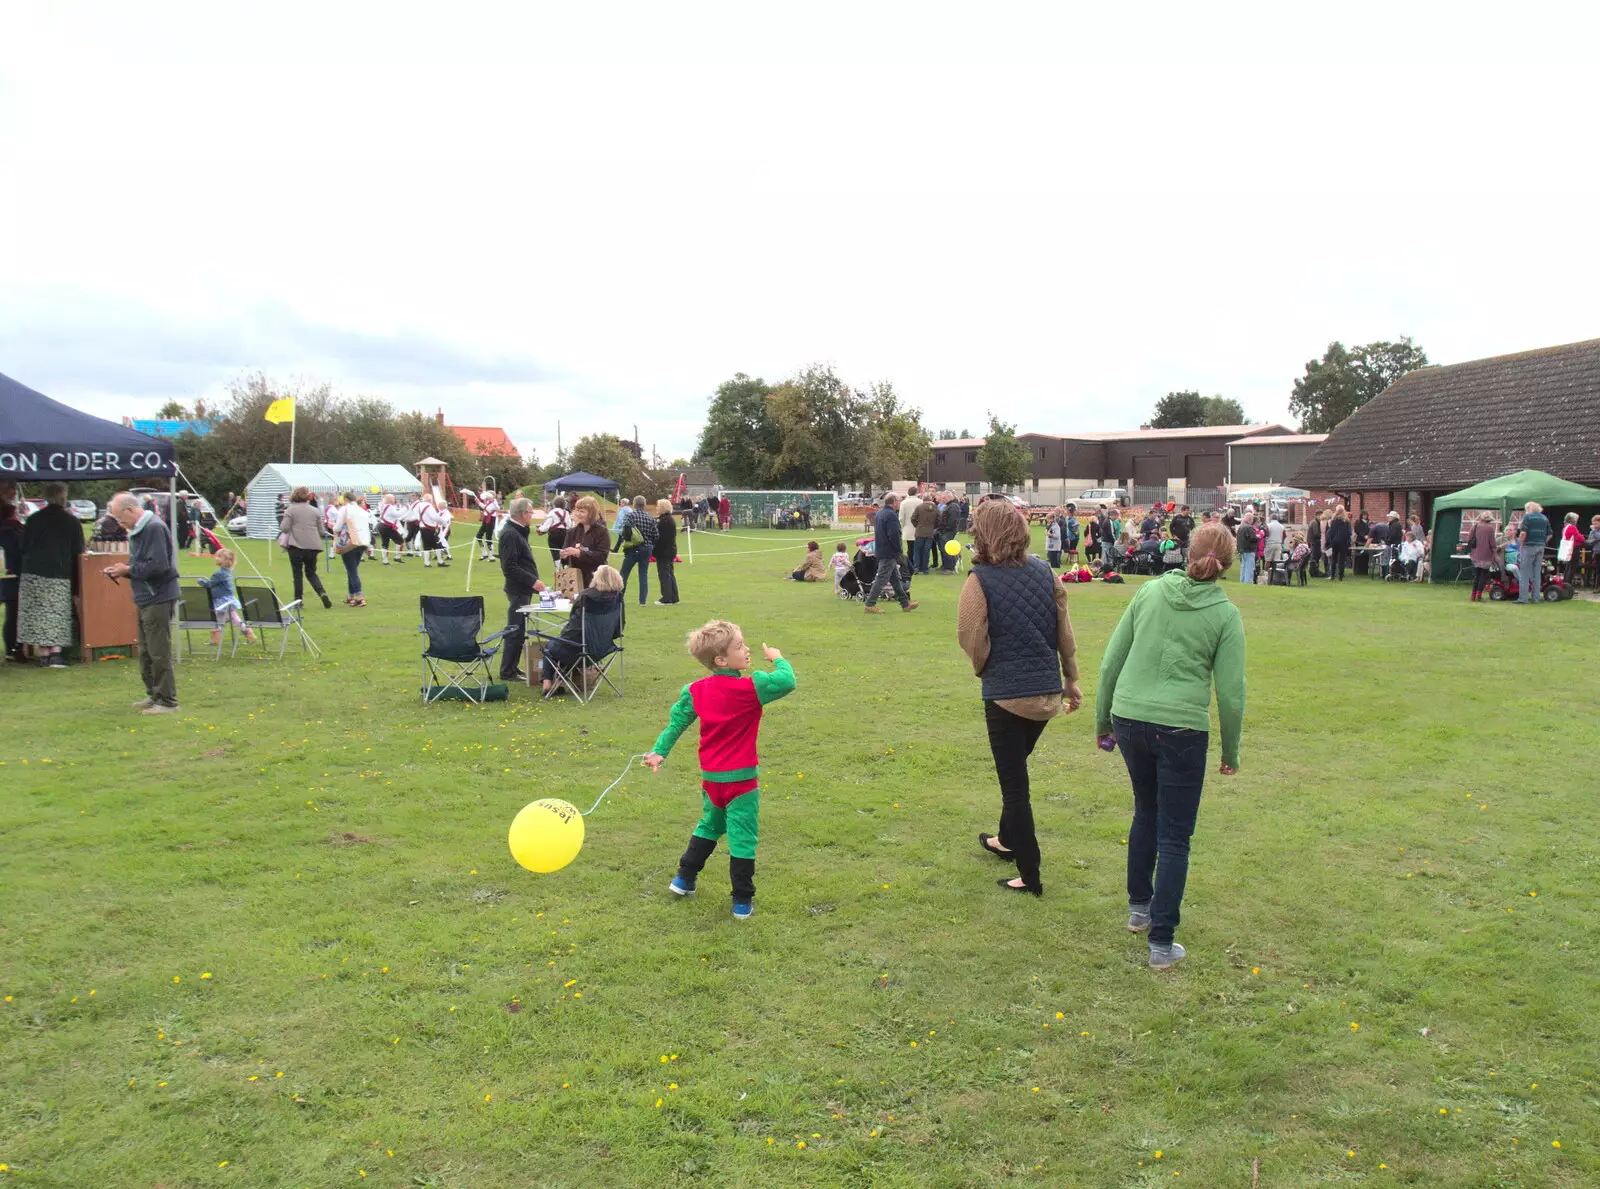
[997,878,1043,897]
[979,832,1016,862]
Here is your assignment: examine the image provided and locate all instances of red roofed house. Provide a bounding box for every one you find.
[436,409,520,458]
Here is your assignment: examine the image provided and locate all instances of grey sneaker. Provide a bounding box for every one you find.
[140,703,180,715]
[1148,941,1187,971]
[1127,904,1151,933]
[131,697,156,709]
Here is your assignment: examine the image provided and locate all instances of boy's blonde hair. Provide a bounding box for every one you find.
[687,619,742,670]
[215,548,237,569]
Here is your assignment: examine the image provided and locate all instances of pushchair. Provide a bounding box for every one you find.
[837,548,876,600]
[1129,539,1164,576]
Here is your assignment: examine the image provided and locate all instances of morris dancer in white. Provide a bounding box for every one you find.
[436,498,455,564]
[323,496,341,562]
[419,497,448,567]
[377,495,406,564]
[403,496,425,559]
[476,489,501,560]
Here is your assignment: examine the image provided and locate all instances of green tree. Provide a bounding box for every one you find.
[1149,391,1208,428]
[863,381,929,485]
[156,399,189,418]
[976,414,1031,488]
[567,433,645,494]
[696,373,779,488]
[1290,336,1428,432]
[1202,396,1248,426]
[935,427,972,440]
[766,364,873,489]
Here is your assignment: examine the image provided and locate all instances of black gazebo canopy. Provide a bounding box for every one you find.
[0,371,176,483]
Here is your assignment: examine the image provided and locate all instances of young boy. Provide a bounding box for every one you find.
[645,620,797,919]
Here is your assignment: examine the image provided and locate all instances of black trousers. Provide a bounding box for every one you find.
[985,700,1050,891]
[476,520,495,547]
[2,584,17,658]
[1472,565,1491,595]
[1328,545,1349,580]
[546,527,566,566]
[501,588,530,679]
[677,834,755,900]
[656,557,679,603]
[286,547,327,605]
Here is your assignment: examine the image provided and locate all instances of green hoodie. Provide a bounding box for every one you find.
[1095,571,1247,769]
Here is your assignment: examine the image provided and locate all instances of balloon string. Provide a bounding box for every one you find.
[584,754,648,816]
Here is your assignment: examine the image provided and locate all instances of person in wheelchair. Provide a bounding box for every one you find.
[536,565,625,696]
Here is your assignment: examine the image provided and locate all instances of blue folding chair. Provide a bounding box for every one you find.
[419,595,509,705]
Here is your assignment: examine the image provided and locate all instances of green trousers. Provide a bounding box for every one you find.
[691,790,760,860]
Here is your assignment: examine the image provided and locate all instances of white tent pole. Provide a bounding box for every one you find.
[289,416,296,465]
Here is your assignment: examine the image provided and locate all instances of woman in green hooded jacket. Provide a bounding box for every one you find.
[1097,520,1246,971]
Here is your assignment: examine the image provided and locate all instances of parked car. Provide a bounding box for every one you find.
[227,514,248,534]
[21,498,46,519]
[1077,487,1129,506]
[129,489,218,529]
[841,491,871,504]
[68,499,98,521]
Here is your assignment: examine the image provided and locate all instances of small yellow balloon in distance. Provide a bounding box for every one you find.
[944,539,962,557]
[369,485,381,494]
[508,799,585,872]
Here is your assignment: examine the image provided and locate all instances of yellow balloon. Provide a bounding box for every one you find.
[508,798,585,873]
[944,539,962,556]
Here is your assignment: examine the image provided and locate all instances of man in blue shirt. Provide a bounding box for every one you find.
[1516,501,1551,603]
[865,493,917,613]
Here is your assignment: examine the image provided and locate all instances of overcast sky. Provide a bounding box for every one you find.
[3,2,1596,466]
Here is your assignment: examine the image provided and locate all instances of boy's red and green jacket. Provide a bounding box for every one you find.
[651,659,796,806]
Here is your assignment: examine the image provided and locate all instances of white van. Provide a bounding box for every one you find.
[1077,487,1128,506]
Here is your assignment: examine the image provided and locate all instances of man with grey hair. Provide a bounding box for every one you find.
[103,491,181,713]
[1516,500,1551,604]
[497,497,546,682]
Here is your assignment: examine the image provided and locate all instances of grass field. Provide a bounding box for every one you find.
[2,525,1596,1188]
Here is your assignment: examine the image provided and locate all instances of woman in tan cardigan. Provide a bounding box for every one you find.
[958,499,1082,896]
[279,487,332,609]
[788,541,827,582]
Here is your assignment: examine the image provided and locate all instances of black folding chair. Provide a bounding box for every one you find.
[236,580,320,660]
[420,595,509,706]
[533,597,624,702]
[174,581,225,661]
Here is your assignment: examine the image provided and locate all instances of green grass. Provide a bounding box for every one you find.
[2,527,1596,1188]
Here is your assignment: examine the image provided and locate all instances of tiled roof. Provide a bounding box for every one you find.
[932,438,987,448]
[1290,339,1600,490]
[448,425,519,455]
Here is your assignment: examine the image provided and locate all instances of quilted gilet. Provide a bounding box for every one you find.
[973,558,1062,701]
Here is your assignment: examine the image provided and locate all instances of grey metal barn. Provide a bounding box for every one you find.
[243,463,423,539]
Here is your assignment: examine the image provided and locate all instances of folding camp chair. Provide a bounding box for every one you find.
[533,597,624,703]
[176,580,225,661]
[236,579,321,660]
[419,595,510,706]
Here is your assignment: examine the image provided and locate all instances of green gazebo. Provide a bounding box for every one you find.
[1429,470,1600,580]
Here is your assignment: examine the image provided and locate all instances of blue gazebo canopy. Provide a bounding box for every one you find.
[543,471,620,496]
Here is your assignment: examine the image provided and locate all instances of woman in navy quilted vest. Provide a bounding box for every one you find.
[958,498,1082,896]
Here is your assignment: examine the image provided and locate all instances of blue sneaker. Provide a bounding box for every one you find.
[669,876,696,896]
[731,900,754,920]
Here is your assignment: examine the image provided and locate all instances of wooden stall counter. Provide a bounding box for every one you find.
[78,550,139,661]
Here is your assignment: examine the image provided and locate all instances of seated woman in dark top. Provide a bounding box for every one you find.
[536,564,625,696]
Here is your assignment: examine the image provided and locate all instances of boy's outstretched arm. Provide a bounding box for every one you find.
[644,684,697,771]
[752,647,796,705]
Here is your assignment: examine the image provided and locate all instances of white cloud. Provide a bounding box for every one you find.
[3,1,1598,467]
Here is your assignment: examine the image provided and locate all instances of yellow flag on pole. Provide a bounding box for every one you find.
[264,397,295,424]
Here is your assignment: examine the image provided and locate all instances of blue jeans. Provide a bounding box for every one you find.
[1239,552,1256,584]
[912,537,932,573]
[1517,552,1542,602]
[619,544,652,604]
[1113,715,1208,946]
[341,548,364,597]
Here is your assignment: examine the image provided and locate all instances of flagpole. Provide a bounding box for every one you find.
[290,415,296,465]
